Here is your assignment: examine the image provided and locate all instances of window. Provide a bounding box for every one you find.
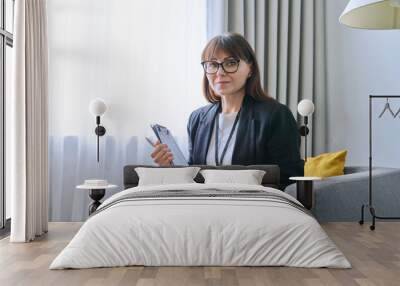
[0,0,13,233]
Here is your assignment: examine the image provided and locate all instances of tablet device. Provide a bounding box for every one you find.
[151,124,188,166]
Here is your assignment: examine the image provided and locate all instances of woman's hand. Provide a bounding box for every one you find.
[150,140,174,166]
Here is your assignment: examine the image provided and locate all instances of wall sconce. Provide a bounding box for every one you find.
[297,99,315,162]
[89,98,107,162]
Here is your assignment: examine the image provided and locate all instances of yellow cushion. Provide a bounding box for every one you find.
[304,150,347,178]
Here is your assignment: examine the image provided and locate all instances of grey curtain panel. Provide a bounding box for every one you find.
[207,0,328,156]
[10,0,49,242]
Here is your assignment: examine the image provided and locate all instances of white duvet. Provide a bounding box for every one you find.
[50,183,351,269]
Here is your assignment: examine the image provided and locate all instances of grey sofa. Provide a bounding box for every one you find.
[284,166,400,222]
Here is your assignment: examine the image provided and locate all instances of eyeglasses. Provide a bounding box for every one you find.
[201,59,240,74]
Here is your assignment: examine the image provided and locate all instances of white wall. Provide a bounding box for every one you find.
[325,0,400,168]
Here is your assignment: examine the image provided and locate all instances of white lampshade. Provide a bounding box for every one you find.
[339,0,400,29]
[89,98,107,116]
[297,99,315,117]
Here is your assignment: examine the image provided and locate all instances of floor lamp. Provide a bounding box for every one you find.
[340,0,400,230]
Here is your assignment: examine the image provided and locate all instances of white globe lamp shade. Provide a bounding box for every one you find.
[297,99,315,117]
[339,0,400,29]
[89,98,107,117]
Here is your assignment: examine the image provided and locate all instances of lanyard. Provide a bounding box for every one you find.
[214,109,241,166]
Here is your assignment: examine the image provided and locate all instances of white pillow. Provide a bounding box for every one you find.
[200,169,266,185]
[135,167,201,186]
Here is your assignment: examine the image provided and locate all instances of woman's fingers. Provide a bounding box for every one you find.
[150,142,173,165]
[160,151,173,165]
[150,143,168,158]
[154,148,168,162]
[156,151,173,166]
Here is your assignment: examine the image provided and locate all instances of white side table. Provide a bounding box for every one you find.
[77,182,117,215]
[289,176,322,210]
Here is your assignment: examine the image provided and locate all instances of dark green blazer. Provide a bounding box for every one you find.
[187,95,304,189]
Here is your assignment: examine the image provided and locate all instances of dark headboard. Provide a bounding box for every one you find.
[123,165,280,190]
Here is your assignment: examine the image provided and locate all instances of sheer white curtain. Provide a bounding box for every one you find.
[10,0,49,242]
[47,0,207,221]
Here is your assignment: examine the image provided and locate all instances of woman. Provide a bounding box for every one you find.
[151,33,304,189]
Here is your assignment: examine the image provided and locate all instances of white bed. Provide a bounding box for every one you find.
[50,183,351,269]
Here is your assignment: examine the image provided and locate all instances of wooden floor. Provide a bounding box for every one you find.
[0,222,399,286]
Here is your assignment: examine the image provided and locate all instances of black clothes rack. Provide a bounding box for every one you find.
[359,95,400,230]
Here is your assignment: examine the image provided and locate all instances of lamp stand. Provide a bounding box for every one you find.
[94,116,106,162]
[299,116,309,162]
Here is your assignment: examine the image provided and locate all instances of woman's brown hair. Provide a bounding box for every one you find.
[201,33,271,103]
